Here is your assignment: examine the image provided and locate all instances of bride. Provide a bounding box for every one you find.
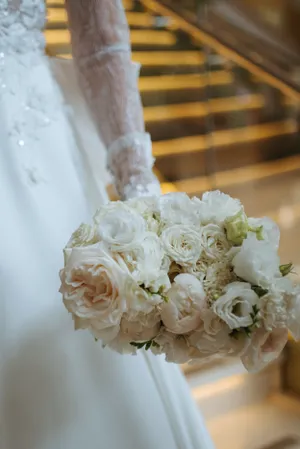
[0,1,214,448]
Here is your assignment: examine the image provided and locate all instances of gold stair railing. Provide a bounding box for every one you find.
[142,0,300,101]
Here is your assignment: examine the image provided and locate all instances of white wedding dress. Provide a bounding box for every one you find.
[0,1,214,448]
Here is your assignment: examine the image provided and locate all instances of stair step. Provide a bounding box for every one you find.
[45,29,177,53]
[207,394,300,449]
[161,152,300,196]
[153,119,297,157]
[46,9,157,28]
[56,50,204,66]
[139,71,233,92]
[144,94,264,123]
[140,71,235,106]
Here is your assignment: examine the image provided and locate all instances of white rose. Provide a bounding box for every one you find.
[213,282,258,329]
[60,245,128,344]
[126,196,159,216]
[192,190,242,225]
[159,192,199,226]
[66,223,100,248]
[232,234,281,288]
[161,274,206,334]
[124,277,163,317]
[248,217,280,249]
[200,224,231,260]
[161,225,202,266]
[241,327,288,373]
[95,202,146,252]
[122,233,165,284]
[127,196,161,233]
[151,330,192,364]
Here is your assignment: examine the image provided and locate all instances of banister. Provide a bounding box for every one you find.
[139,0,300,102]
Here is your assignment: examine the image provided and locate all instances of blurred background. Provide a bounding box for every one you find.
[45,1,300,447]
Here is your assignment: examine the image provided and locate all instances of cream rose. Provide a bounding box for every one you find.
[60,245,128,343]
[120,309,161,342]
[161,225,202,266]
[151,330,192,364]
[189,324,249,356]
[241,327,288,373]
[213,282,258,330]
[200,224,231,260]
[95,202,146,252]
[161,274,206,334]
[285,286,300,340]
[67,223,100,248]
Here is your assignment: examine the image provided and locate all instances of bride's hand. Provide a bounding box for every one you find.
[108,132,161,200]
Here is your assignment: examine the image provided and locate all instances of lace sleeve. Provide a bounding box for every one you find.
[65,0,160,199]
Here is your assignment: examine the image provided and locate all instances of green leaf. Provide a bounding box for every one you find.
[252,285,268,297]
[145,341,152,351]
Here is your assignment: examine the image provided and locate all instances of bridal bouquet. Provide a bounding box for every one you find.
[60,191,300,372]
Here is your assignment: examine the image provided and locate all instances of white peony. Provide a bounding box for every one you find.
[60,245,128,344]
[151,330,192,364]
[192,191,242,225]
[66,223,100,248]
[232,234,281,288]
[200,224,231,260]
[161,225,202,266]
[161,274,206,334]
[241,327,288,373]
[95,202,146,252]
[213,282,258,330]
[248,217,280,249]
[159,192,199,226]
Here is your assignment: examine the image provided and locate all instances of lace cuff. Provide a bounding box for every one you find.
[108,132,161,199]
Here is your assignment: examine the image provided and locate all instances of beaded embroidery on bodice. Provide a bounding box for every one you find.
[0,0,46,53]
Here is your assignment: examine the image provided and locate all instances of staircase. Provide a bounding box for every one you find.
[45,0,300,215]
[44,2,300,447]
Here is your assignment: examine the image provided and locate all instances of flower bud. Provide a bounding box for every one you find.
[225,209,248,246]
